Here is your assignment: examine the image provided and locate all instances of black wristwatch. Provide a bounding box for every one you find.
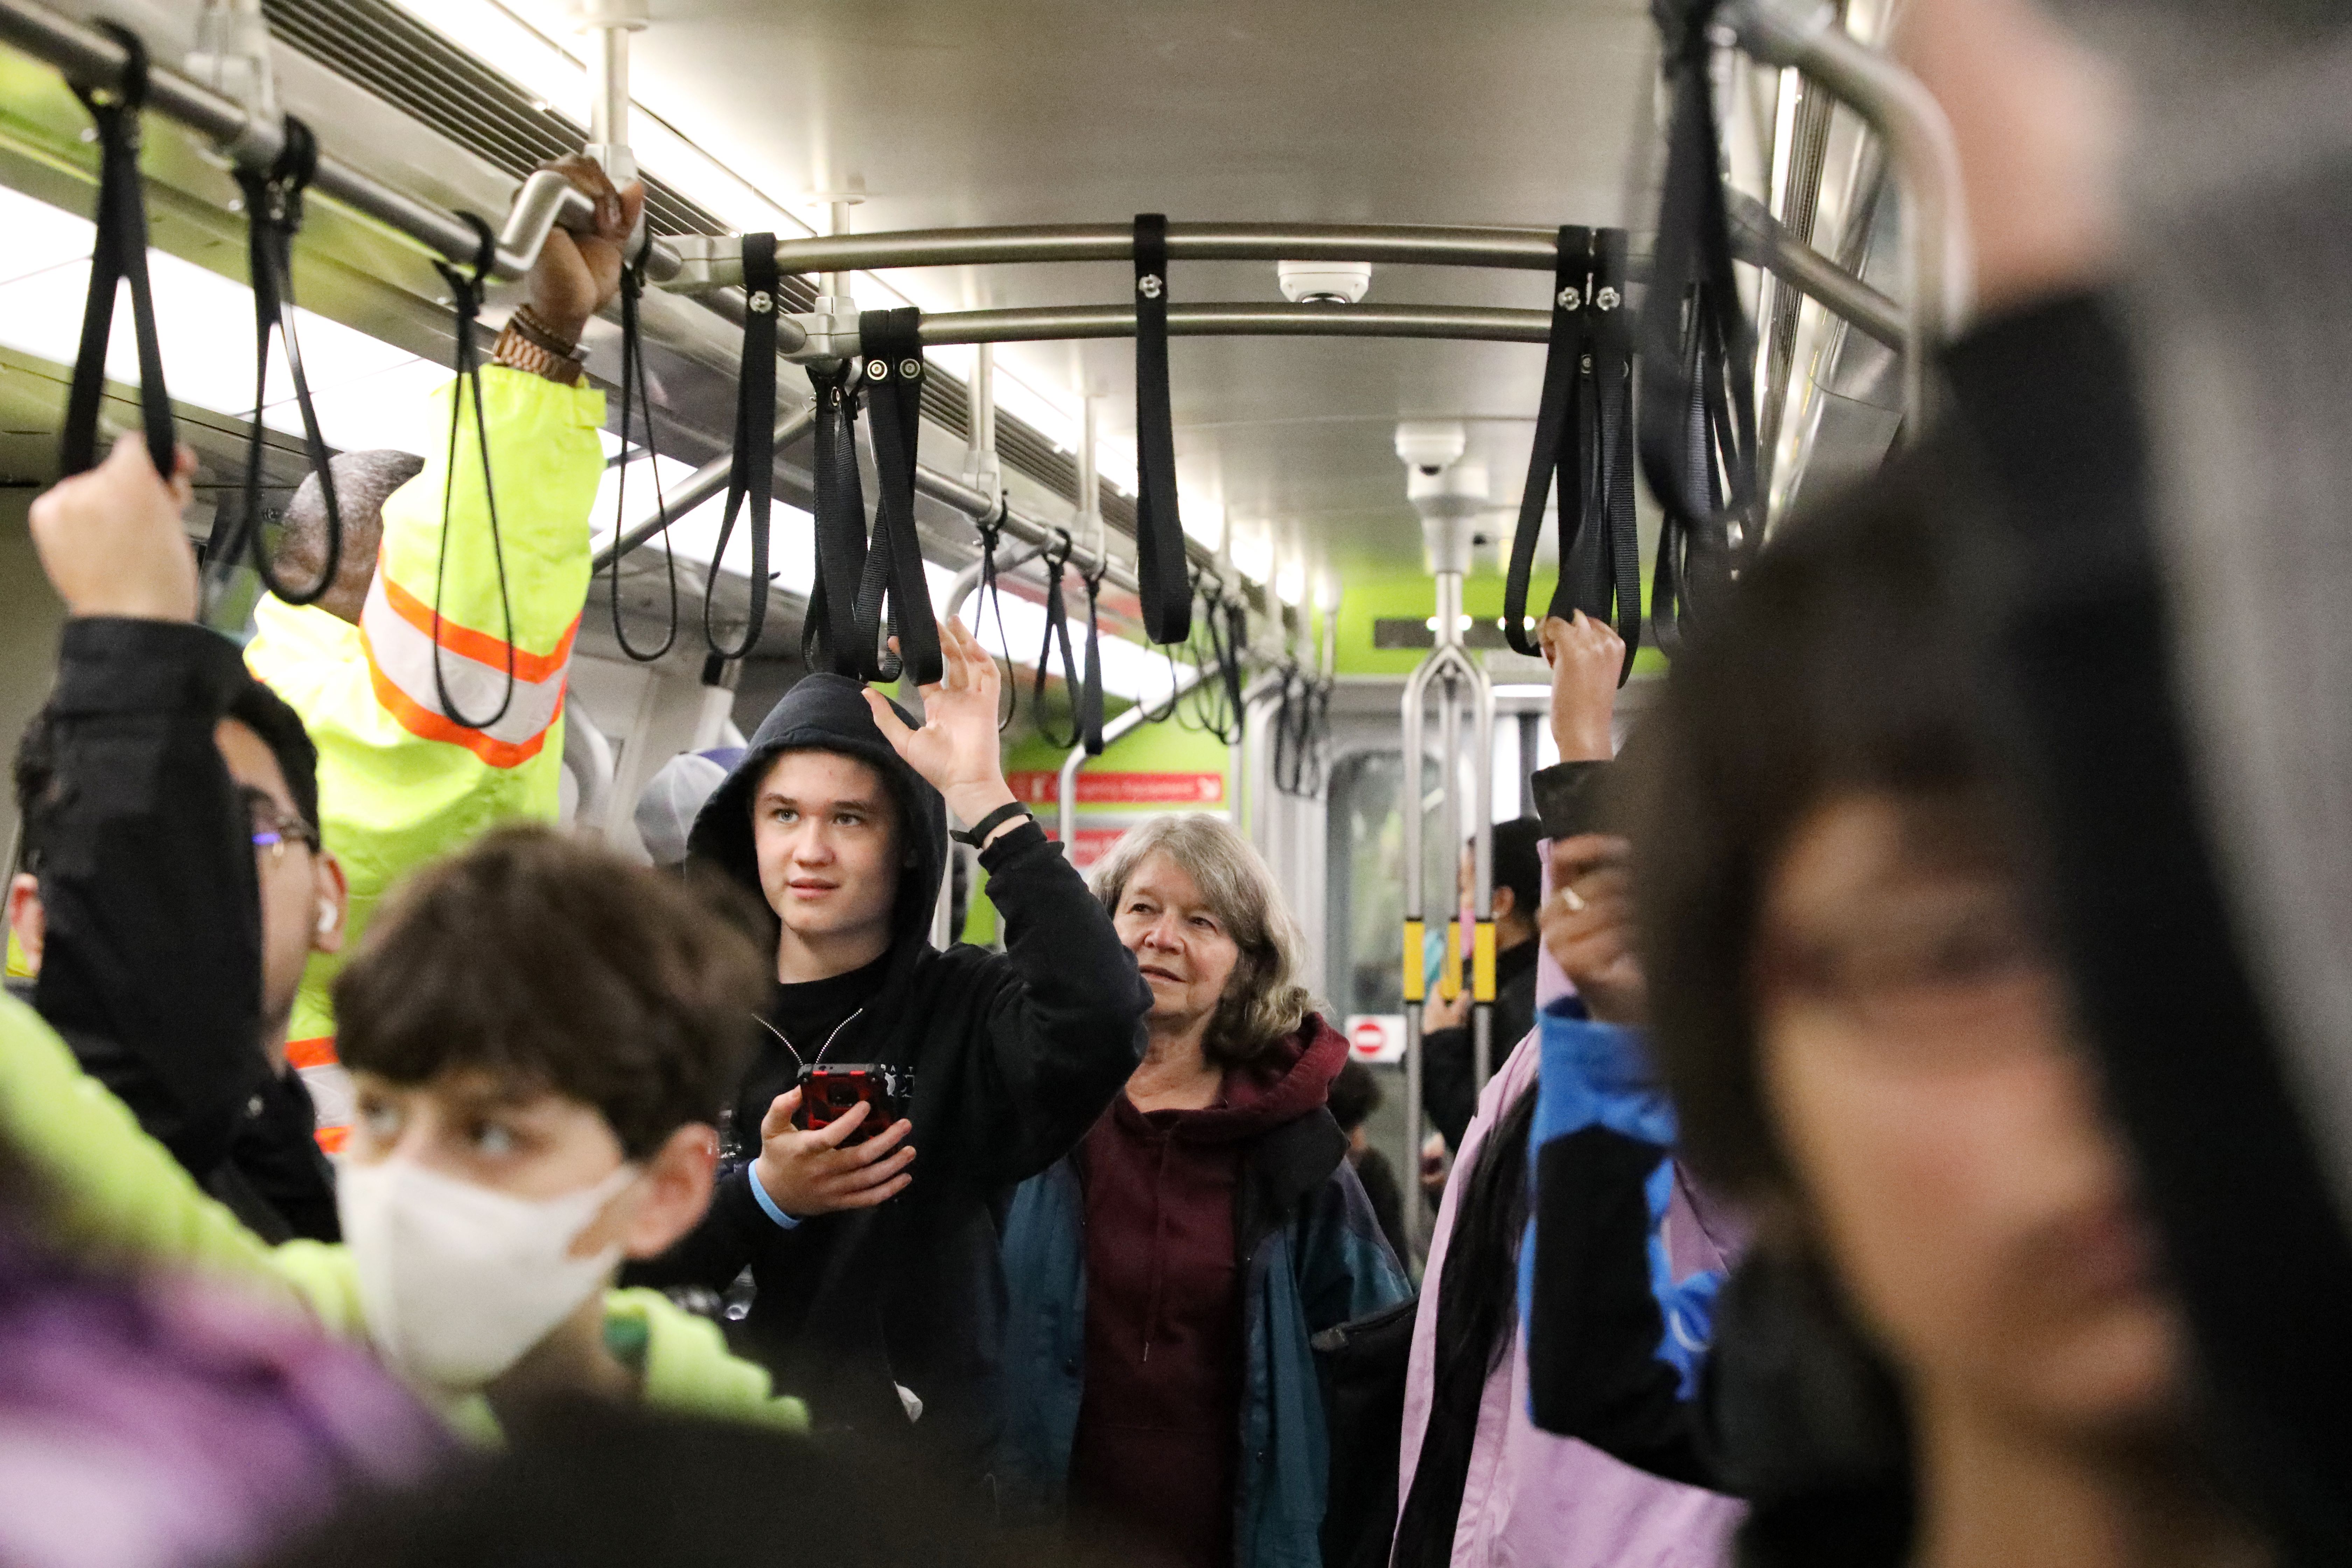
[951,802,1032,848]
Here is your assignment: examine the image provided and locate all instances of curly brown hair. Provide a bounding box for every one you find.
[333,824,769,1158]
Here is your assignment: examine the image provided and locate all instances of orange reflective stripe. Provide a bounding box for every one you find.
[285,1035,338,1071]
[376,569,579,685]
[365,656,561,768]
[314,1124,349,1155]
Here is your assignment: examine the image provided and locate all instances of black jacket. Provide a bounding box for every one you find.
[632,673,1151,1469]
[25,618,335,1242]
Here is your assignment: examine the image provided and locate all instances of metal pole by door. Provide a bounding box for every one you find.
[1396,528,1495,1265]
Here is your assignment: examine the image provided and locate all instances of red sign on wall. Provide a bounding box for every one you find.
[1008,771,1225,806]
[1042,826,1132,870]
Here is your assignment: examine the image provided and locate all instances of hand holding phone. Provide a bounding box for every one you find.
[752,1076,917,1219]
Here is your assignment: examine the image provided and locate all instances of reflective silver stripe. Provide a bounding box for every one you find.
[359,573,567,749]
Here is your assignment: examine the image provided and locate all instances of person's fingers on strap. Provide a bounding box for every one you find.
[614,180,646,240]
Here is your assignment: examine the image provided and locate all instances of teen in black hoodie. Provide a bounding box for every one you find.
[634,621,1152,1473]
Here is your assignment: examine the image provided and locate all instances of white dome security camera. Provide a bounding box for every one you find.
[1279,260,1373,306]
[1394,421,1467,476]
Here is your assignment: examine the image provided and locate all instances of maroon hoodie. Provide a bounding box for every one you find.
[1066,1016,1350,1568]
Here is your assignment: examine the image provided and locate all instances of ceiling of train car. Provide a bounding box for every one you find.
[604,0,1666,576]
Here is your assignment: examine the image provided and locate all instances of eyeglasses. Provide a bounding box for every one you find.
[240,785,319,860]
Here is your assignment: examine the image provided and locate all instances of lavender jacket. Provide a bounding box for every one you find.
[1392,1023,1746,1568]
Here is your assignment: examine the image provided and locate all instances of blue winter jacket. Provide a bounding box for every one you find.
[993,1094,1413,1568]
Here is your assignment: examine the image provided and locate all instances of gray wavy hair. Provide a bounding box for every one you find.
[1091,813,1315,1068]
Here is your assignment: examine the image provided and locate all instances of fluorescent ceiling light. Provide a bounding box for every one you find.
[1227,521,1274,584]
[1274,556,1307,607]
[0,184,446,456]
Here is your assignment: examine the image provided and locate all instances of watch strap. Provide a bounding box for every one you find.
[952,801,1032,848]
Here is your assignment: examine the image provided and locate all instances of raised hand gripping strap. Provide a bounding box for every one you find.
[708,233,778,661]
[855,307,943,686]
[1132,214,1192,646]
[62,23,174,481]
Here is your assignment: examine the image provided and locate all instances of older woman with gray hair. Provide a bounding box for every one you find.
[993,812,1411,1568]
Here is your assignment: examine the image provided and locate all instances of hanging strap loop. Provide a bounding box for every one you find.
[62,22,174,481]
[1589,229,1642,682]
[855,307,944,686]
[1132,214,1191,646]
[206,114,345,607]
[607,248,679,662]
[1640,0,1759,658]
[1505,226,1642,682]
[708,232,778,661]
[1504,225,1594,658]
[1032,530,1083,750]
[802,354,867,677]
[426,214,517,733]
[1078,564,1107,756]
[973,511,1018,733]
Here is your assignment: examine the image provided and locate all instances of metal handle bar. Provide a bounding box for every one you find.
[0,0,681,282]
[1724,0,1969,427]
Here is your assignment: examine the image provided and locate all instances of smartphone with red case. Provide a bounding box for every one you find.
[794,1063,912,1144]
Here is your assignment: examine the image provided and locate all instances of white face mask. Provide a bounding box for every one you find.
[336,1158,640,1393]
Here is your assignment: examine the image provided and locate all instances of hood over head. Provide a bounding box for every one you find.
[685,674,947,948]
[1132,1013,1350,1144]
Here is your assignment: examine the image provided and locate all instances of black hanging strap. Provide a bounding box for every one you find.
[708,232,778,661]
[427,216,516,732]
[855,307,943,686]
[1504,226,1595,659]
[973,512,1018,733]
[1032,531,1083,750]
[1588,230,1642,681]
[207,115,343,607]
[1077,565,1106,756]
[1271,659,1332,798]
[607,249,678,662]
[1640,0,1759,657]
[1504,226,1642,683]
[802,354,867,677]
[62,23,174,481]
[1132,214,1191,646]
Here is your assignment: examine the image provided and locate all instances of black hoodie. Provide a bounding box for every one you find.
[631,673,1152,1470]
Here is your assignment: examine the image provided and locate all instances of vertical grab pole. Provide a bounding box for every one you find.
[1399,652,1436,1263]
[964,344,1001,497]
[1468,653,1496,1091]
[576,0,645,188]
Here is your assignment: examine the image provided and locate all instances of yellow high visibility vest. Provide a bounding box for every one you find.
[245,368,605,1143]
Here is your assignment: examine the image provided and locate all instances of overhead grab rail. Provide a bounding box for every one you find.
[1720,0,1969,429]
[0,0,684,285]
[661,218,1899,355]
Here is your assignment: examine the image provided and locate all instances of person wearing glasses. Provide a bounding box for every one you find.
[7,433,351,1242]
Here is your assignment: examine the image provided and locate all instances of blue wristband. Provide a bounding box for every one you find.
[748,1164,802,1230]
